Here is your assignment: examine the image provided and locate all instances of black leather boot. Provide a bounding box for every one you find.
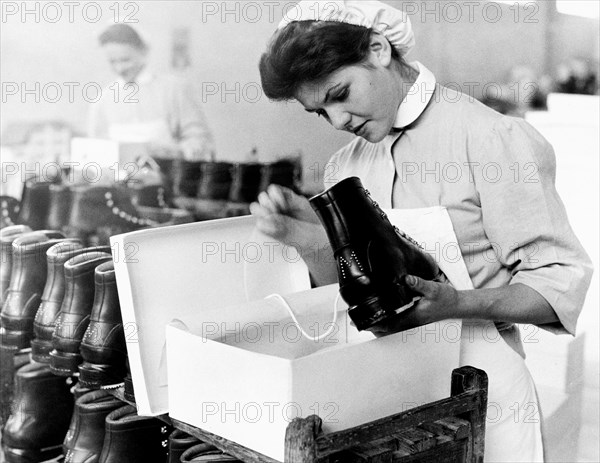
[63,389,123,463]
[309,177,445,331]
[49,251,113,376]
[197,162,233,200]
[66,185,156,245]
[167,430,202,463]
[0,196,21,229]
[46,182,76,233]
[31,243,110,363]
[78,261,127,388]
[98,405,170,463]
[152,156,176,191]
[0,225,32,309]
[1,362,74,463]
[228,163,262,203]
[180,445,241,462]
[70,380,94,401]
[173,160,204,197]
[16,180,55,230]
[0,230,66,348]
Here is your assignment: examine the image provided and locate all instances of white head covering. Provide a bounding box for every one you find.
[277,0,415,55]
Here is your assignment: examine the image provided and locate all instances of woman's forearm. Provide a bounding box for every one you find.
[456,283,559,325]
[376,276,562,335]
[299,243,338,287]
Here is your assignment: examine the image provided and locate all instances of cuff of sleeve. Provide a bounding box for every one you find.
[509,270,580,336]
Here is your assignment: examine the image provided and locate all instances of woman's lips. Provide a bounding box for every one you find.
[353,121,368,136]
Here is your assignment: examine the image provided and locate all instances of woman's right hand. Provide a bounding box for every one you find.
[249,185,321,250]
[250,185,338,286]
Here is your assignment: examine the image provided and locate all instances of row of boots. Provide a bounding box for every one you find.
[15,177,192,246]
[161,158,302,201]
[64,390,242,463]
[3,364,238,462]
[0,227,127,387]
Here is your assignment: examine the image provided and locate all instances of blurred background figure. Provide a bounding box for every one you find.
[87,23,215,161]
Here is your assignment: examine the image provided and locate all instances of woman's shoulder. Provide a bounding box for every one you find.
[431,84,505,128]
[328,135,389,168]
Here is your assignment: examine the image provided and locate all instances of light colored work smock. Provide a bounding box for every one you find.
[88,70,215,160]
[324,62,593,462]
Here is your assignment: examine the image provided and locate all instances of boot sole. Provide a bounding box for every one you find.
[78,361,126,388]
[30,339,53,363]
[2,444,63,463]
[49,349,81,376]
[348,295,421,331]
[0,327,32,350]
[0,314,34,332]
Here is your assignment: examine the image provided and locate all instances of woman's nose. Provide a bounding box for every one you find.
[327,107,351,131]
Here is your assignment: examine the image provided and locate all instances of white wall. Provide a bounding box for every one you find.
[3,1,597,189]
[0,1,353,190]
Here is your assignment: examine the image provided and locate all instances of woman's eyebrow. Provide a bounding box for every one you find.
[303,83,342,112]
[323,83,341,103]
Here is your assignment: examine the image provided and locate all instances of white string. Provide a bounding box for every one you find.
[264,291,341,341]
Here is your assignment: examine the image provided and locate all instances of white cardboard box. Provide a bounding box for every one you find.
[111,216,311,415]
[166,284,462,462]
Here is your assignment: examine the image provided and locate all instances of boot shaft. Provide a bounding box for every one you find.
[46,182,76,232]
[11,362,73,413]
[39,240,85,305]
[0,225,32,305]
[228,163,262,203]
[89,261,121,326]
[180,445,241,462]
[197,162,233,200]
[3,362,74,450]
[34,244,110,342]
[17,180,55,230]
[1,231,67,341]
[258,159,299,194]
[99,405,170,463]
[310,176,396,250]
[7,231,66,294]
[173,160,204,198]
[64,390,123,463]
[167,430,201,463]
[61,253,114,315]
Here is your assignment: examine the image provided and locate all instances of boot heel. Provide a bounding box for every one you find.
[347,297,389,331]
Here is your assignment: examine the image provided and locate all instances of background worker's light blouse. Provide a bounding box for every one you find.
[325,62,593,338]
[88,70,215,160]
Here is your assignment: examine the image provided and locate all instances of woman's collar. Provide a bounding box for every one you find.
[392,61,437,129]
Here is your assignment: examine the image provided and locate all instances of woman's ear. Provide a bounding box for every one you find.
[369,32,393,67]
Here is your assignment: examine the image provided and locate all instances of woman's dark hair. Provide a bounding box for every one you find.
[99,24,146,50]
[259,21,401,101]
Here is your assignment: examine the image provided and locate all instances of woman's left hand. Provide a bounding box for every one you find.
[367,275,460,336]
